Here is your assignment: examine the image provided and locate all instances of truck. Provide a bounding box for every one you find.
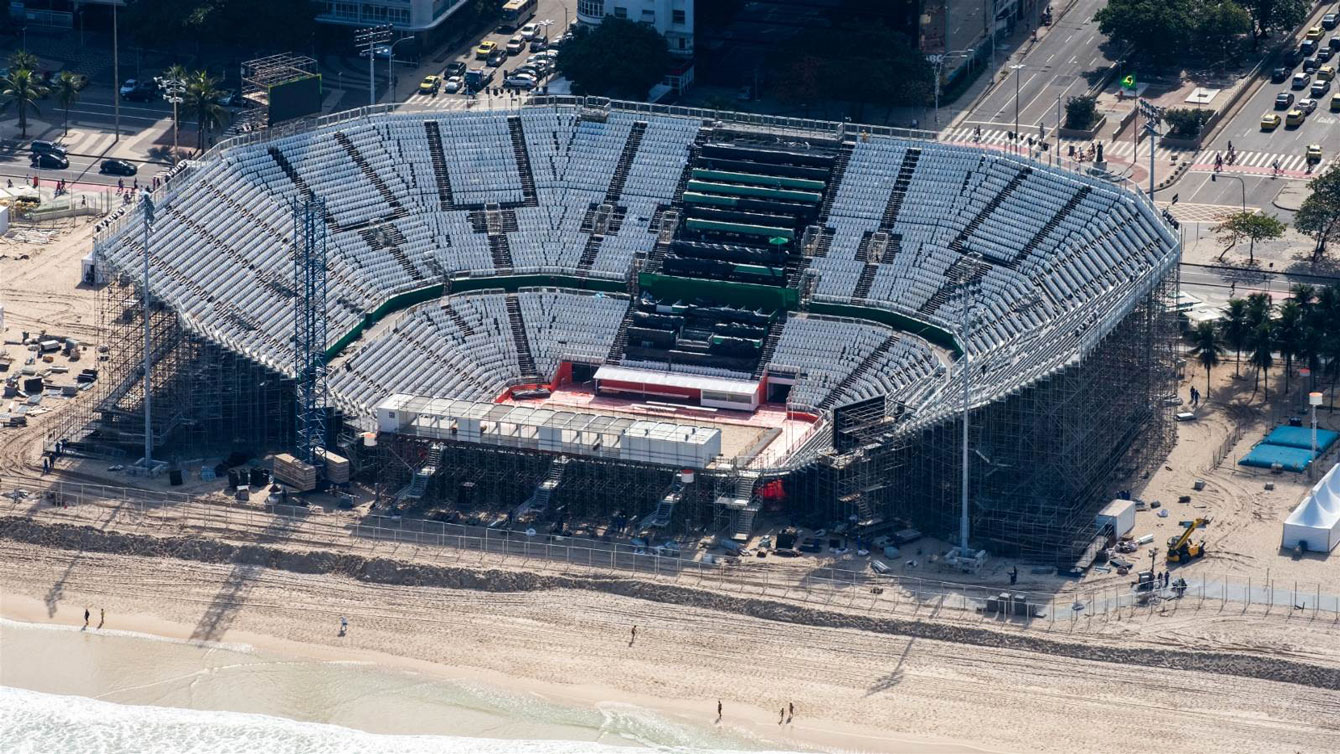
[465,67,494,92]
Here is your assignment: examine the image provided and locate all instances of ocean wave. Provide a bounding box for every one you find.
[0,687,802,754]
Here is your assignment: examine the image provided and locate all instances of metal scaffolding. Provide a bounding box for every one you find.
[293,197,329,465]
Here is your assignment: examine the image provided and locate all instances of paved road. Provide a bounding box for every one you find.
[961,0,1115,135]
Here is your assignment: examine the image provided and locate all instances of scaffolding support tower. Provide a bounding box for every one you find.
[293,196,329,466]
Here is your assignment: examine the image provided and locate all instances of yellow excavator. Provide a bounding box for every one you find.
[1166,518,1209,563]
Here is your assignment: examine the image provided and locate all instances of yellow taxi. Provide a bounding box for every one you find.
[418,74,441,94]
[1306,25,1325,40]
[1261,112,1282,130]
[1319,65,1336,81]
[1286,107,1307,126]
[475,40,498,59]
[1307,144,1323,163]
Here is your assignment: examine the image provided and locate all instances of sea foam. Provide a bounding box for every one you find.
[0,686,800,754]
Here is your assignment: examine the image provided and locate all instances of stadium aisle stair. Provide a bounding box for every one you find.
[506,116,539,207]
[440,302,476,337]
[505,293,540,379]
[879,148,922,228]
[576,235,604,269]
[732,472,760,541]
[517,456,570,517]
[951,167,1033,254]
[1011,186,1091,267]
[488,234,514,270]
[604,121,649,203]
[817,141,855,223]
[641,472,688,530]
[753,314,788,378]
[333,132,407,220]
[401,443,445,501]
[918,257,993,317]
[423,121,455,209]
[818,334,898,410]
[359,225,424,283]
[267,147,319,207]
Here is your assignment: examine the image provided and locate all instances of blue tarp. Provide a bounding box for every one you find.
[1264,425,1339,452]
[1239,444,1318,472]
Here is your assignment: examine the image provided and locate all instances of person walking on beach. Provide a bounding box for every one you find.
[339,616,348,636]
[83,608,90,629]
[629,625,637,647]
[716,700,722,723]
[788,701,794,724]
[779,707,785,725]
[98,608,105,629]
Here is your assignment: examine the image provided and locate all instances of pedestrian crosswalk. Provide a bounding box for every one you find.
[942,126,1192,163]
[1186,150,1321,175]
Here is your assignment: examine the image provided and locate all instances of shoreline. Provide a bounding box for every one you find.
[2,538,1336,754]
[0,596,998,754]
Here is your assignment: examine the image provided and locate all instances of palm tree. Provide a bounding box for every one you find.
[7,50,38,73]
[1221,298,1250,377]
[1290,283,1316,308]
[1249,323,1275,403]
[1,68,48,138]
[184,71,225,152]
[1189,321,1225,398]
[1245,292,1272,330]
[51,71,82,136]
[1275,300,1304,393]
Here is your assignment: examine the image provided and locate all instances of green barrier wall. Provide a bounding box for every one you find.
[639,272,797,310]
[690,169,826,191]
[808,300,961,357]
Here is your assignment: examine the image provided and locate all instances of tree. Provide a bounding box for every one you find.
[1064,95,1098,130]
[557,17,672,100]
[1221,297,1251,376]
[51,71,83,136]
[1096,0,1194,66]
[183,71,225,152]
[1214,210,1285,263]
[123,0,317,52]
[1244,0,1308,46]
[1275,299,1304,392]
[764,23,933,109]
[1163,108,1212,138]
[1293,165,1340,260]
[1189,321,1225,396]
[1,68,47,138]
[7,49,38,73]
[1191,0,1252,60]
[1249,322,1275,402]
[1290,282,1316,308]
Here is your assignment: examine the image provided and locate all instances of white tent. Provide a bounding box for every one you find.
[1282,462,1340,553]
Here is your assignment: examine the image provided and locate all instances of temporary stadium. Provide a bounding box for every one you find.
[84,98,1180,563]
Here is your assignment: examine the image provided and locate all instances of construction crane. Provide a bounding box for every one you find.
[1166,517,1209,564]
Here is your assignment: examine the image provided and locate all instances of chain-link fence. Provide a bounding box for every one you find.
[3,477,1337,627]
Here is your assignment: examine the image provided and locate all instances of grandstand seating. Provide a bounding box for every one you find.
[94,103,1177,427]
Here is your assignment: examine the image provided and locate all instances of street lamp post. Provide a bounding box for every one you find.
[113,1,120,141]
[388,36,416,102]
[157,75,186,161]
[927,49,975,127]
[356,24,393,107]
[1010,64,1025,154]
[1210,172,1247,211]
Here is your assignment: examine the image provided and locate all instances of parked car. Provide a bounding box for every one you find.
[1332,92,1340,111]
[1293,72,1312,89]
[1299,97,1318,114]
[1319,47,1335,62]
[119,79,155,101]
[1319,64,1336,81]
[1307,25,1325,41]
[519,22,540,40]
[1261,112,1282,130]
[445,61,468,77]
[30,140,67,158]
[504,73,537,89]
[1304,56,1321,73]
[506,35,526,55]
[99,158,138,176]
[1272,66,1291,83]
[1276,91,1295,109]
[31,152,68,169]
[1325,13,1339,30]
[1302,39,1319,56]
[487,48,508,67]
[418,74,441,94]
[1286,107,1307,127]
[1331,36,1340,52]
[529,36,549,52]
[475,40,498,59]
[443,75,464,94]
[1313,79,1331,97]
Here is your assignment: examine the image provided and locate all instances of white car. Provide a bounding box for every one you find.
[505,73,538,89]
[520,22,540,40]
[444,75,464,94]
